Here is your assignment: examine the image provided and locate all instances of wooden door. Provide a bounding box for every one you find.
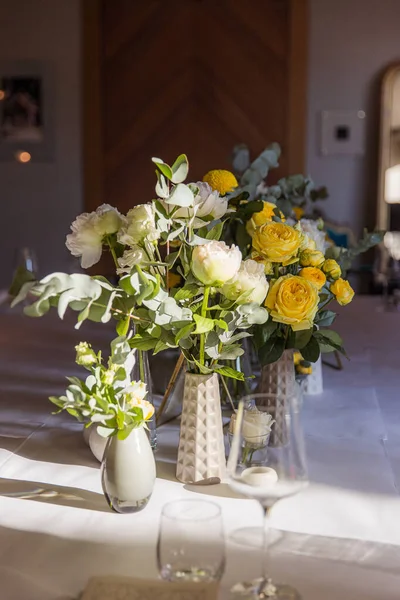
[83,0,307,212]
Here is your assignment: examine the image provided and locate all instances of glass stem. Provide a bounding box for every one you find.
[261,505,272,584]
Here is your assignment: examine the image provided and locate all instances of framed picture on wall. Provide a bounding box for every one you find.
[0,61,54,162]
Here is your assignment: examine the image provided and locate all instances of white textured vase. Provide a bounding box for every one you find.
[176,372,226,484]
[257,349,295,446]
[303,356,323,395]
[101,426,156,513]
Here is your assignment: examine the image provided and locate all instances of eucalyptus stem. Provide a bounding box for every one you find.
[199,286,210,367]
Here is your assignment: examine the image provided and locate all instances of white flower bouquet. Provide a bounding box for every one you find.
[11,154,269,382]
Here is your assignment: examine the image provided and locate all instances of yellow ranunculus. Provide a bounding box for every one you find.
[299,267,326,290]
[322,259,341,280]
[265,275,319,331]
[293,351,303,366]
[299,249,325,268]
[202,169,238,195]
[246,202,285,237]
[252,222,302,265]
[330,278,354,306]
[300,234,317,251]
[297,364,313,375]
[293,206,305,221]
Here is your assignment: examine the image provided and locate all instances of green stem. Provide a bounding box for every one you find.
[199,286,210,368]
[138,349,145,382]
[106,236,119,270]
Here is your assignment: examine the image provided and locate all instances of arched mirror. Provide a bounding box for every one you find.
[376,64,400,294]
[378,65,400,239]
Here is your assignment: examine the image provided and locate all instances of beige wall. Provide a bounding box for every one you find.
[307,0,400,236]
[0,0,82,287]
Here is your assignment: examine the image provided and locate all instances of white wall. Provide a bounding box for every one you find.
[307,0,400,236]
[0,0,82,288]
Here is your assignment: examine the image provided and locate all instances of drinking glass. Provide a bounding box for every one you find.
[227,394,308,599]
[157,499,225,583]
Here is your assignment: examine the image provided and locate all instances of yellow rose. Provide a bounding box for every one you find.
[330,278,354,306]
[252,222,302,265]
[322,259,341,280]
[265,274,319,331]
[299,267,326,290]
[202,169,238,195]
[246,202,285,237]
[299,249,325,267]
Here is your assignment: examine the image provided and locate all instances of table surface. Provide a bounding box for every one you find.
[1,297,400,599]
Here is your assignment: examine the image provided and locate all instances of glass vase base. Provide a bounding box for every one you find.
[230,578,301,599]
[230,527,282,549]
[105,492,152,514]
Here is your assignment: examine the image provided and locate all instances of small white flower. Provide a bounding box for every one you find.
[117,246,146,274]
[118,204,159,247]
[221,259,269,305]
[170,182,229,228]
[298,219,327,253]
[66,204,122,269]
[191,241,242,286]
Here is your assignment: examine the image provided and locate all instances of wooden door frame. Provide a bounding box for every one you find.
[82,0,308,211]
[82,0,103,210]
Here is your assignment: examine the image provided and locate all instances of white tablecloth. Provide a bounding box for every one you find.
[0,297,400,599]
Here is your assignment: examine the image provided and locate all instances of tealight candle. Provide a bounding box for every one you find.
[241,466,278,487]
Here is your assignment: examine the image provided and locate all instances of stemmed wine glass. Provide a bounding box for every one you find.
[227,393,309,599]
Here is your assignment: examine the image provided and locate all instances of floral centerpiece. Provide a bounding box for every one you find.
[11,153,269,484]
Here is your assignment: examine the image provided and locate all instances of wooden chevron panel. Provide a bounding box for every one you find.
[84,0,307,213]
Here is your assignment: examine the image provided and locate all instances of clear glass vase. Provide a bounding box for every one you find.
[131,349,157,450]
[101,426,156,513]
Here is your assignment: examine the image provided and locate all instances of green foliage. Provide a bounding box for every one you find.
[50,337,154,439]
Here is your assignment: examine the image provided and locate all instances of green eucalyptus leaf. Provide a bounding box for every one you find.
[165,183,194,207]
[155,172,170,198]
[171,153,189,184]
[206,221,224,241]
[152,157,173,180]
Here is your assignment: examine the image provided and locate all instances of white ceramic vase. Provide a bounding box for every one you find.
[176,372,226,484]
[304,356,323,395]
[101,425,156,513]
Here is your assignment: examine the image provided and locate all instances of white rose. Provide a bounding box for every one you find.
[191,241,242,286]
[118,204,159,246]
[66,204,122,269]
[170,182,228,228]
[221,259,269,305]
[117,247,146,274]
[243,409,274,447]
